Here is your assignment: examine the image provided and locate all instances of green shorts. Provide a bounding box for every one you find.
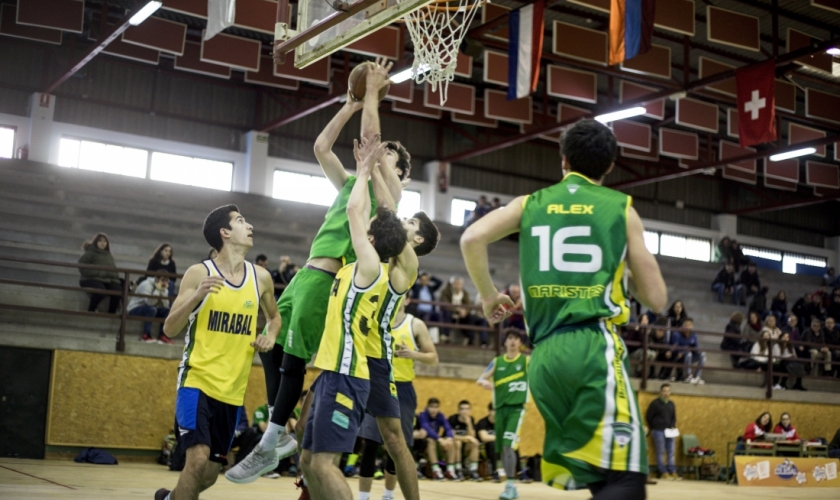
[273,266,334,363]
[494,405,526,456]
[529,322,647,490]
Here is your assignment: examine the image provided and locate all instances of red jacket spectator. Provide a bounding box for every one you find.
[744,412,773,442]
[773,423,801,442]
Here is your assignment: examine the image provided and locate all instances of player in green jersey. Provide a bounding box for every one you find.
[477,329,529,500]
[226,58,410,484]
[461,119,667,500]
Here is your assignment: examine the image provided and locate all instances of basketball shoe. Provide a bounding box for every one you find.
[154,488,170,500]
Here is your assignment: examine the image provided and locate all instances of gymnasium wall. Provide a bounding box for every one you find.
[46,350,840,466]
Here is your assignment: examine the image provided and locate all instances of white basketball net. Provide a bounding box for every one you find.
[401,0,484,104]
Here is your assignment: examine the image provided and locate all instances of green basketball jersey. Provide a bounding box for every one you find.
[308,176,377,264]
[493,353,529,408]
[519,172,631,345]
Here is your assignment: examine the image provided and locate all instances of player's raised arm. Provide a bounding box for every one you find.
[251,266,281,353]
[313,90,362,191]
[371,162,396,211]
[361,57,393,142]
[626,206,667,313]
[347,136,388,288]
[460,197,526,323]
[163,264,222,337]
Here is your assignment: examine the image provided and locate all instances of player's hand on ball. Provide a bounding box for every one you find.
[251,334,276,353]
[481,293,515,325]
[194,276,224,299]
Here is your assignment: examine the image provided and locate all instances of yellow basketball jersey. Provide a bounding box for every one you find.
[392,314,418,383]
[314,262,388,379]
[178,260,259,406]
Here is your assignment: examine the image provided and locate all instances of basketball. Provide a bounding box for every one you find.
[348,62,390,102]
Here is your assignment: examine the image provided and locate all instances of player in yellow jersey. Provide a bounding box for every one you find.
[154,205,281,500]
[300,136,408,500]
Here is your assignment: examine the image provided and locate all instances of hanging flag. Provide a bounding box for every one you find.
[735,59,776,147]
[507,0,545,100]
[205,0,236,40]
[609,0,655,66]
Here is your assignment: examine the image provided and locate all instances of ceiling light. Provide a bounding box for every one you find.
[594,106,646,123]
[827,47,840,56]
[390,64,430,84]
[129,1,162,26]
[769,147,816,162]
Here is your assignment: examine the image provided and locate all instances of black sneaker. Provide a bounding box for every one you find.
[469,470,483,481]
[154,488,170,500]
[492,471,501,483]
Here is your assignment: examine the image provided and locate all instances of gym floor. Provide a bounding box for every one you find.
[2,458,838,499]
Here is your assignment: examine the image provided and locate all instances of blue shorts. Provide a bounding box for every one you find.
[365,357,400,418]
[302,371,370,454]
[358,382,417,446]
[174,388,242,465]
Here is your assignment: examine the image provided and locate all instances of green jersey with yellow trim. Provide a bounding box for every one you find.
[519,172,631,344]
[492,353,529,408]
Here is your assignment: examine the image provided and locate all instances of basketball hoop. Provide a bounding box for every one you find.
[400,0,485,104]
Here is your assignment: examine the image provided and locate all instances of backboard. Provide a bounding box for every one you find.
[294,0,432,69]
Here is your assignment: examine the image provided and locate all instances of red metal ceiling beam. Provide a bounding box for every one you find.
[731,193,840,216]
[442,36,840,163]
[44,2,151,94]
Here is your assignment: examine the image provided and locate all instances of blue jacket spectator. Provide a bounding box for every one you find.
[418,403,454,440]
[409,272,442,322]
[670,318,706,384]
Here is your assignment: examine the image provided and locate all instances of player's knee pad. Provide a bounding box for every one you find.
[358,440,379,478]
[279,353,308,377]
[384,453,396,476]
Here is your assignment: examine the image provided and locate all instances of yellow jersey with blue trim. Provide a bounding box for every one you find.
[314,262,388,379]
[177,260,259,406]
[391,314,418,382]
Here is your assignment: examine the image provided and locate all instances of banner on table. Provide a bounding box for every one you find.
[735,456,839,487]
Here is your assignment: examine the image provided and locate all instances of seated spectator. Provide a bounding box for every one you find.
[626,315,655,376]
[742,311,763,345]
[142,243,177,294]
[465,195,492,226]
[78,232,123,314]
[721,312,750,368]
[748,286,769,318]
[503,285,525,331]
[418,398,457,480]
[671,318,705,384]
[715,236,732,264]
[740,330,776,373]
[791,294,810,323]
[647,318,673,380]
[824,267,837,287]
[439,277,486,347]
[270,255,298,300]
[254,254,268,269]
[804,293,825,322]
[711,263,737,303]
[737,262,761,306]
[666,300,688,327]
[447,400,482,481]
[127,275,172,344]
[825,316,840,377]
[744,412,773,445]
[783,315,808,361]
[773,413,801,444]
[770,291,788,325]
[207,248,218,260]
[804,318,831,376]
[730,241,749,271]
[409,272,442,324]
[776,334,806,391]
[476,403,503,482]
[490,197,501,210]
[829,428,840,459]
[760,315,781,340]
[827,295,840,327]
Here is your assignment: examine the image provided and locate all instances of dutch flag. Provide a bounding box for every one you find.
[507,0,545,101]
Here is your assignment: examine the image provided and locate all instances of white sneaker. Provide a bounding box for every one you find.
[683,376,693,383]
[275,432,298,460]
[695,377,705,385]
[225,446,280,484]
[772,384,783,390]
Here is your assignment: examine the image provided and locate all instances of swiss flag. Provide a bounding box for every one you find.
[735,59,776,147]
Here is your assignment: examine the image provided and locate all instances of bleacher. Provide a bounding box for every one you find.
[1,158,836,392]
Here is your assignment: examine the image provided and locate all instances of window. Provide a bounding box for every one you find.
[658,233,711,262]
[782,253,827,274]
[58,138,148,178]
[397,190,421,219]
[741,245,782,262]
[272,170,338,206]
[643,231,659,255]
[0,127,14,159]
[151,152,232,191]
[450,198,476,226]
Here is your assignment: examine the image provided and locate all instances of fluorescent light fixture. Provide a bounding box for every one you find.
[769,147,816,162]
[129,1,162,26]
[594,106,646,123]
[827,47,840,56]
[390,64,430,84]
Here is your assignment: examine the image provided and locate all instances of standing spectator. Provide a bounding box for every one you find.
[127,275,172,344]
[409,272,442,324]
[744,412,773,444]
[770,291,788,325]
[730,241,749,271]
[78,232,122,314]
[270,256,298,300]
[417,398,457,480]
[721,312,750,368]
[475,404,501,481]
[666,300,688,327]
[671,318,705,384]
[645,383,680,480]
[827,294,840,326]
[804,318,831,375]
[143,243,177,296]
[254,254,268,269]
[447,401,482,481]
[439,277,484,346]
[711,263,737,303]
[824,267,837,287]
[773,413,801,443]
[503,285,525,331]
[776,333,806,391]
[824,316,839,377]
[748,287,769,318]
[742,311,763,345]
[760,315,781,340]
[737,263,761,306]
[715,237,732,264]
[740,330,776,373]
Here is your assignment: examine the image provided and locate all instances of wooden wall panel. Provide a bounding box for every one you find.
[553,21,607,66]
[621,44,671,79]
[654,0,695,36]
[707,6,760,52]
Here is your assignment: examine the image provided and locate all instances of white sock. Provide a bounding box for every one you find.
[359,492,371,500]
[497,468,506,476]
[260,422,285,450]
[382,488,395,500]
[469,461,478,472]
